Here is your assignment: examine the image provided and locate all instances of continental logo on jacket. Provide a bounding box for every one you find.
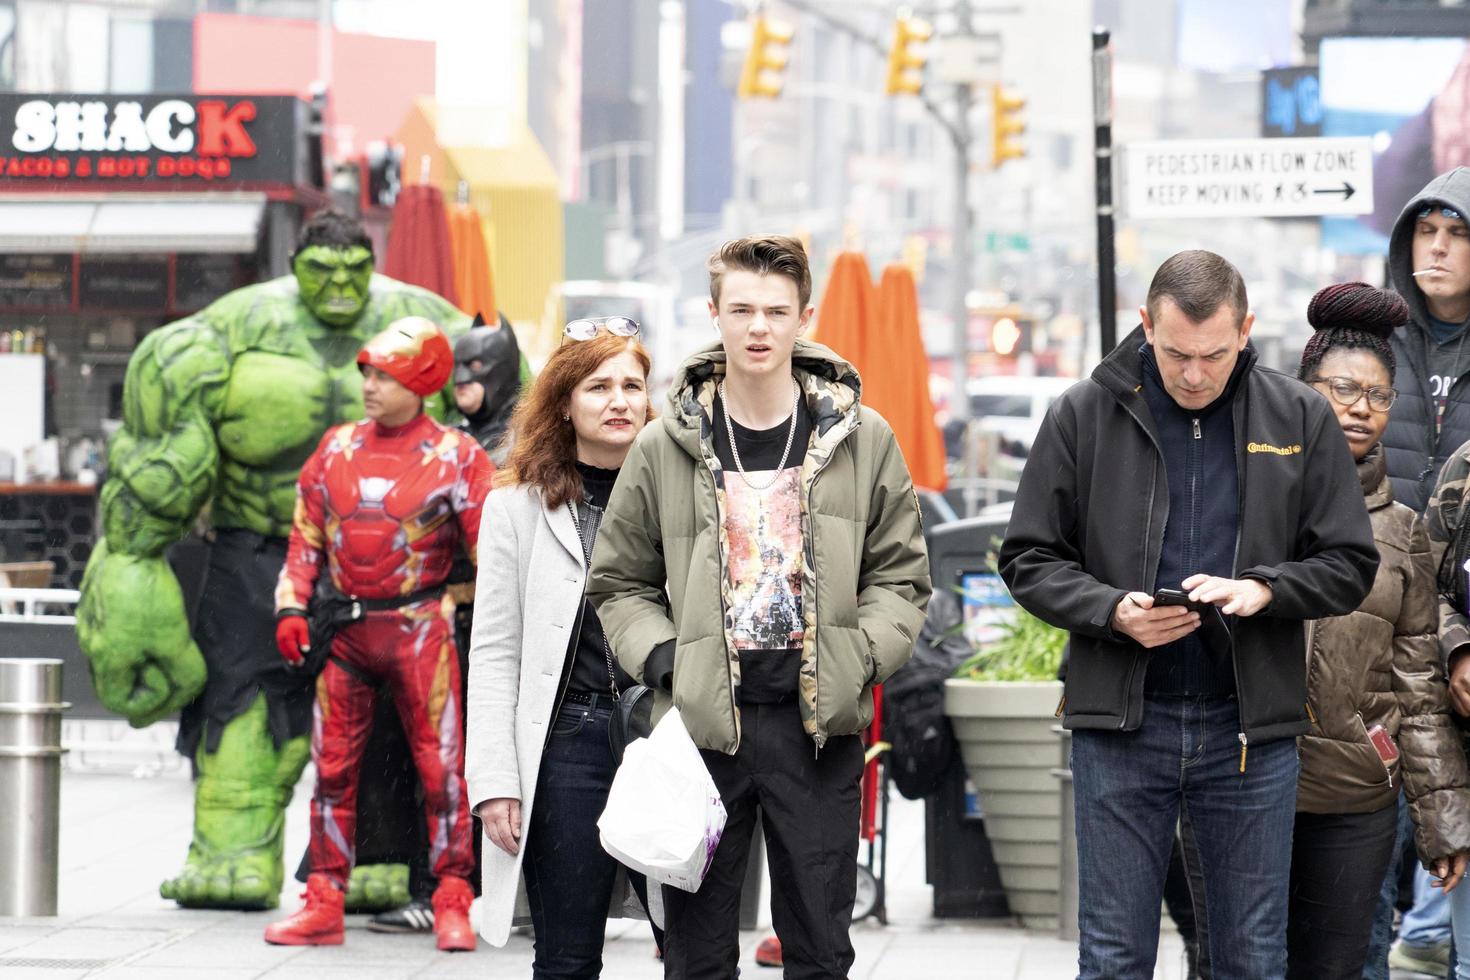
[1247,441,1302,456]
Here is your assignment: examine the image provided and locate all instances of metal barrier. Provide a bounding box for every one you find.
[0,587,181,775]
[0,587,79,624]
[0,657,68,916]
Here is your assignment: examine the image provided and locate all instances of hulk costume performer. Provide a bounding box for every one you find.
[76,210,472,910]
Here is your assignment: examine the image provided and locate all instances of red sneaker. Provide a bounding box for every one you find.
[432,876,476,952]
[755,935,783,967]
[264,873,345,946]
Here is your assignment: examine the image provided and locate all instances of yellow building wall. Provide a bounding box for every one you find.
[395,100,564,353]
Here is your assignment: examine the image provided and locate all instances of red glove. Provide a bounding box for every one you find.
[275,615,311,665]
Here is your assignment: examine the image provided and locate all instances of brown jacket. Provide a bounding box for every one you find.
[1298,447,1470,863]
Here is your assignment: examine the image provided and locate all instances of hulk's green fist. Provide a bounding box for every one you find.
[77,541,206,727]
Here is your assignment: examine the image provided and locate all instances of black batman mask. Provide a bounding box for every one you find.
[453,313,522,444]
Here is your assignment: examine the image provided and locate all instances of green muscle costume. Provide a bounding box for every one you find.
[77,242,471,909]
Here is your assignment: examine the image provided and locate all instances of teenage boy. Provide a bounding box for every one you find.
[588,235,931,979]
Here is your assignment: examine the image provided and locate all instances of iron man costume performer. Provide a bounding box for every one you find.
[267,318,491,951]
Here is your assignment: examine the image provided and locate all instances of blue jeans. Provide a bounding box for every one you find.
[523,700,660,979]
[1405,864,1452,947]
[1452,860,1470,979]
[1072,695,1299,980]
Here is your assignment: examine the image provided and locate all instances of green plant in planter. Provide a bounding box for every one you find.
[952,601,1067,681]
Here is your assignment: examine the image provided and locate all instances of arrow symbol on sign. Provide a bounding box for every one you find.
[1313,182,1356,200]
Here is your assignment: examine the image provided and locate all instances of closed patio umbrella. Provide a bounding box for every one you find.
[869,263,947,492]
[383,183,458,306]
[810,250,878,381]
[448,198,497,321]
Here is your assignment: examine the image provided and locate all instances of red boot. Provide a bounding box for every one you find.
[264,873,345,946]
[432,876,476,952]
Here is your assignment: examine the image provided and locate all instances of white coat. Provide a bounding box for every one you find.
[463,482,647,946]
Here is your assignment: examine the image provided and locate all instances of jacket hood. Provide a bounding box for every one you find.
[662,338,862,458]
[1092,323,1258,404]
[1388,167,1470,330]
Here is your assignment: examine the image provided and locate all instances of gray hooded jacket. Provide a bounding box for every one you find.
[1384,167,1470,513]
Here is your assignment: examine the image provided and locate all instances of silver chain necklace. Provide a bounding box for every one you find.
[719,377,800,491]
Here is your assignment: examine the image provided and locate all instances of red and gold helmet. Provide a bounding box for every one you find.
[357,316,453,396]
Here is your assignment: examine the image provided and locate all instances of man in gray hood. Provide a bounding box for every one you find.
[1383,166,1470,513]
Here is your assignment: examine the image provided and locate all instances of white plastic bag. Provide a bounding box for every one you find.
[598,706,727,893]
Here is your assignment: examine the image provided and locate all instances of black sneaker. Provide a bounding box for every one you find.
[366,897,434,934]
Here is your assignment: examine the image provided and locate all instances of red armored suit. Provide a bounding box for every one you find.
[266,318,491,952]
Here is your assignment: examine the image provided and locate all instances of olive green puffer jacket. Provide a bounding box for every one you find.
[1298,447,1470,864]
[587,339,932,754]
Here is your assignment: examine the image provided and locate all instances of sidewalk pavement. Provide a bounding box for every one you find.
[0,722,1192,979]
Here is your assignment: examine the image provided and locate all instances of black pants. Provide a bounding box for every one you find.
[180,530,314,757]
[662,699,865,980]
[1286,803,1399,980]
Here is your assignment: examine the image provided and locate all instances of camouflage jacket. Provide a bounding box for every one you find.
[587,339,932,754]
[1426,440,1470,673]
[1300,447,1470,863]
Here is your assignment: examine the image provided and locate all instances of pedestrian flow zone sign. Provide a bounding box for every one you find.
[1124,137,1374,219]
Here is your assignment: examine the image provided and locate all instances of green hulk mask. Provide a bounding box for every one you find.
[293,245,374,327]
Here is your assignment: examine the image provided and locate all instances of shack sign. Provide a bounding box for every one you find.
[1124,136,1374,219]
[0,94,310,187]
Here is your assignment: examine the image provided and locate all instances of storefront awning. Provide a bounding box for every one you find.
[0,194,267,254]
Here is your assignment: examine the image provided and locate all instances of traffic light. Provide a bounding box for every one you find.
[738,15,794,99]
[991,84,1027,167]
[885,16,932,96]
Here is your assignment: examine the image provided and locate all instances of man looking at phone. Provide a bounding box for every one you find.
[1000,250,1378,979]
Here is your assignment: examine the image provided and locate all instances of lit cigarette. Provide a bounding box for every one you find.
[1413,269,1439,276]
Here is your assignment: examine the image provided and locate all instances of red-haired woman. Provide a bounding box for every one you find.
[463,320,661,975]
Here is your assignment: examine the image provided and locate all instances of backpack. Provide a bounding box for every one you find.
[883,590,973,800]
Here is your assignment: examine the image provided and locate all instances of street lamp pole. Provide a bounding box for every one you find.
[1092,28,1117,358]
[947,0,975,423]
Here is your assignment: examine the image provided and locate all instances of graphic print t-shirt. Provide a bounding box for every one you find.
[712,393,813,703]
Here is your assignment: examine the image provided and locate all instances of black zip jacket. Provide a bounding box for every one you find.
[999,325,1379,745]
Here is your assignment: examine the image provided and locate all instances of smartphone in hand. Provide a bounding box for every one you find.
[1152,587,1232,657]
[1152,588,1207,611]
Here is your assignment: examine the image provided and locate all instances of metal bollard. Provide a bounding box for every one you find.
[0,658,68,916]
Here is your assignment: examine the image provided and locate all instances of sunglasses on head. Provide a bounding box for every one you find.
[1417,205,1463,221]
[563,316,640,343]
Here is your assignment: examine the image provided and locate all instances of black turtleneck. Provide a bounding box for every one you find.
[566,461,636,695]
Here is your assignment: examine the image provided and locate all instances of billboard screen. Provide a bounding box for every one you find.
[1320,37,1470,254]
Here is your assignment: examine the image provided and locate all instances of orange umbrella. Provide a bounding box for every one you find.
[383,183,458,305]
[810,251,878,380]
[870,264,948,492]
[448,201,497,321]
